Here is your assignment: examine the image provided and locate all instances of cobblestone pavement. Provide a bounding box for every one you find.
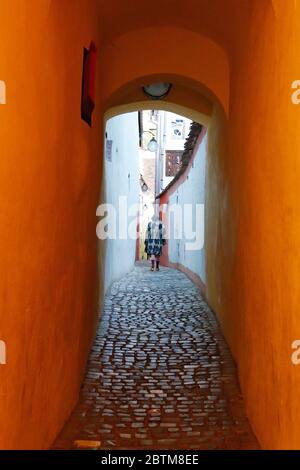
[54,263,259,450]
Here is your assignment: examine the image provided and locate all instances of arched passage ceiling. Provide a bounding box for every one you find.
[98,0,254,59]
[98,1,274,120]
[104,99,212,128]
[100,27,230,116]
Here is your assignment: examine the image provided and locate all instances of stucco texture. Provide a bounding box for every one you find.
[205,1,300,449]
[0,0,103,449]
[1,0,300,451]
[99,0,300,449]
[102,113,140,292]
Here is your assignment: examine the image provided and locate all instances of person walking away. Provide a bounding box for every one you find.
[144,215,166,271]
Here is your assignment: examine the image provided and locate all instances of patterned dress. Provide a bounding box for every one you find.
[145,219,166,257]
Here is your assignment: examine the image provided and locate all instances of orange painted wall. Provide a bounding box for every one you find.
[205,0,300,449]
[0,0,103,449]
[1,0,299,451]
[100,27,230,115]
[98,0,300,449]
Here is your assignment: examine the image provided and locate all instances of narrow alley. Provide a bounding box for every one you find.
[54,264,259,450]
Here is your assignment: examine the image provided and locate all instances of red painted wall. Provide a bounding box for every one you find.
[158,128,207,297]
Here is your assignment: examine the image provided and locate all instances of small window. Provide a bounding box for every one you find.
[171,118,185,139]
[0,81,6,105]
[165,150,183,177]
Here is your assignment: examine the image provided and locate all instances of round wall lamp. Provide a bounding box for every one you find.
[141,130,158,152]
[147,137,158,152]
[143,82,172,100]
[140,175,149,193]
[142,182,148,192]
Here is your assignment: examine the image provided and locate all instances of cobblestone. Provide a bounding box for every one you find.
[53,264,259,450]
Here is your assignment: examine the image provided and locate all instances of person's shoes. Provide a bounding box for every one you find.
[156,267,159,271]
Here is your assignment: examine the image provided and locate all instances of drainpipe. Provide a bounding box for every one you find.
[161,112,167,191]
[155,112,162,201]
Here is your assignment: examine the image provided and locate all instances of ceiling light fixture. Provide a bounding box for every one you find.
[143,82,172,100]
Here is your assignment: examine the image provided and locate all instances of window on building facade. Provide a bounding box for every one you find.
[171,118,185,139]
[165,150,183,177]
